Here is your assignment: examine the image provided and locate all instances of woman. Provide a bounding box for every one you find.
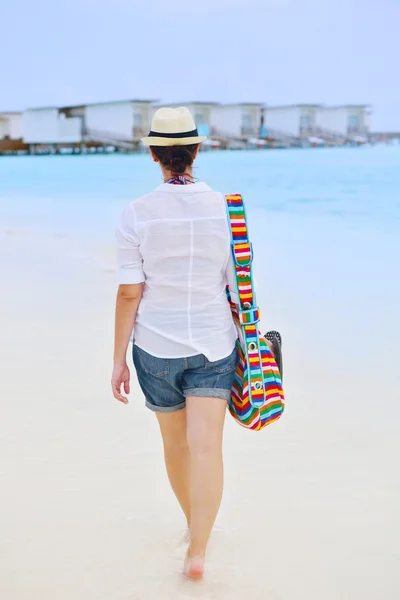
[111,107,240,580]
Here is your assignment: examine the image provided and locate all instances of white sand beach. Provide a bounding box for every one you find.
[1,224,399,600]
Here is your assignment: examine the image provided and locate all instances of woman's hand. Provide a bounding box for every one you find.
[111,361,130,404]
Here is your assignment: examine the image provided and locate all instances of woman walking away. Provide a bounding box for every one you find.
[111,107,239,580]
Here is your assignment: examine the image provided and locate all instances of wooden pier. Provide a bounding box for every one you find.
[2,129,395,157]
[0,138,29,155]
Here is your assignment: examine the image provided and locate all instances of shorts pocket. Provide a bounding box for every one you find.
[132,345,169,377]
[206,347,238,374]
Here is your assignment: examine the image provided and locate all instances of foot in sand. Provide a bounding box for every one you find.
[184,552,204,580]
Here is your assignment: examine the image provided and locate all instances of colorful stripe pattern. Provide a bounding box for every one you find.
[225,194,285,431]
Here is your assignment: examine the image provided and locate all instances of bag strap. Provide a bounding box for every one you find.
[225,194,260,322]
[225,195,264,408]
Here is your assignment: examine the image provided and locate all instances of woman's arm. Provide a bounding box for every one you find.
[111,283,143,404]
[112,203,145,404]
[112,283,143,404]
[113,283,143,363]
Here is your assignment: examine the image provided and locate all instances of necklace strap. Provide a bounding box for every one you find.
[164,175,196,185]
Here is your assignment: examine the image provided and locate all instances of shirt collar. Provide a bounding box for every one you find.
[155,182,212,193]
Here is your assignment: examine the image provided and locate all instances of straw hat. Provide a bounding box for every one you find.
[141,107,207,146]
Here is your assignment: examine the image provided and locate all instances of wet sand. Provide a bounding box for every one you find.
[1,228,399,600]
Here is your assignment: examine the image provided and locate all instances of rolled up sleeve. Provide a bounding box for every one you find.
[116,204,145,284]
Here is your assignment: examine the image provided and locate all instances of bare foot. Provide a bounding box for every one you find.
[184,552,204,580]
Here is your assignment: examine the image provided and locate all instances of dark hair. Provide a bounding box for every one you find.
[150,144,198,175]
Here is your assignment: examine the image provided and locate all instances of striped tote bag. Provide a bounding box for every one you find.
[225,194,285,431]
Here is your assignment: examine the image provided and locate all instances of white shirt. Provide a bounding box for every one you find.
[116,182,238,361]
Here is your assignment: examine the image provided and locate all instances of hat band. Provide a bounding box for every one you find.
[147,128,199,139]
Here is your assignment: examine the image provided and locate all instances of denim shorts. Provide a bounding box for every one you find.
[132,344,238,413]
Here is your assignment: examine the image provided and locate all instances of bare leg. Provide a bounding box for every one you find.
[185,396,227,578]
[156,409,191,526]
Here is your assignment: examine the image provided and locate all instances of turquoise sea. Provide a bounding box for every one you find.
[1,145,399,411]
[1,145,399,236]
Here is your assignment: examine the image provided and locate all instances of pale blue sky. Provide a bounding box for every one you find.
[1,0,399,130]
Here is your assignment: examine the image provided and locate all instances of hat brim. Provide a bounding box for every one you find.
[141,135,207,147]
